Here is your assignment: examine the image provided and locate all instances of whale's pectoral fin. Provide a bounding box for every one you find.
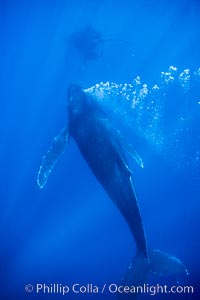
[37,126,69,189]
[109,129,144,168]
[114,130,144,169]
[124,143,144,169]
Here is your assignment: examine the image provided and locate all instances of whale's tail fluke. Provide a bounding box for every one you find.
[120,250,188,299]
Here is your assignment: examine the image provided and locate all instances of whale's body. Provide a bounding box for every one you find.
[37,83,187,291]
[68,84,147,258]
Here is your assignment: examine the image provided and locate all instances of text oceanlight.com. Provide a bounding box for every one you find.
[24,283,194,296]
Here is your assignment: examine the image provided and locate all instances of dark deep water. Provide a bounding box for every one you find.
[1,0,200,299]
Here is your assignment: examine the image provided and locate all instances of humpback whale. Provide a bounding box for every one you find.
[37,84,187,293]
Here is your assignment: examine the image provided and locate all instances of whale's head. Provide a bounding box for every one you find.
[67,83,101,128]
[67,84,87,119]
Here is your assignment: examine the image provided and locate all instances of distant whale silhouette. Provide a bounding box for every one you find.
[37,84,187,295]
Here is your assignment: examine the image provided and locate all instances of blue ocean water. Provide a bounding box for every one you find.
[1,0,200,299]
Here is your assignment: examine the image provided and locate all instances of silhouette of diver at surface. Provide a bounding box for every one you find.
[69,25,104,62]
[67,25,131,81]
